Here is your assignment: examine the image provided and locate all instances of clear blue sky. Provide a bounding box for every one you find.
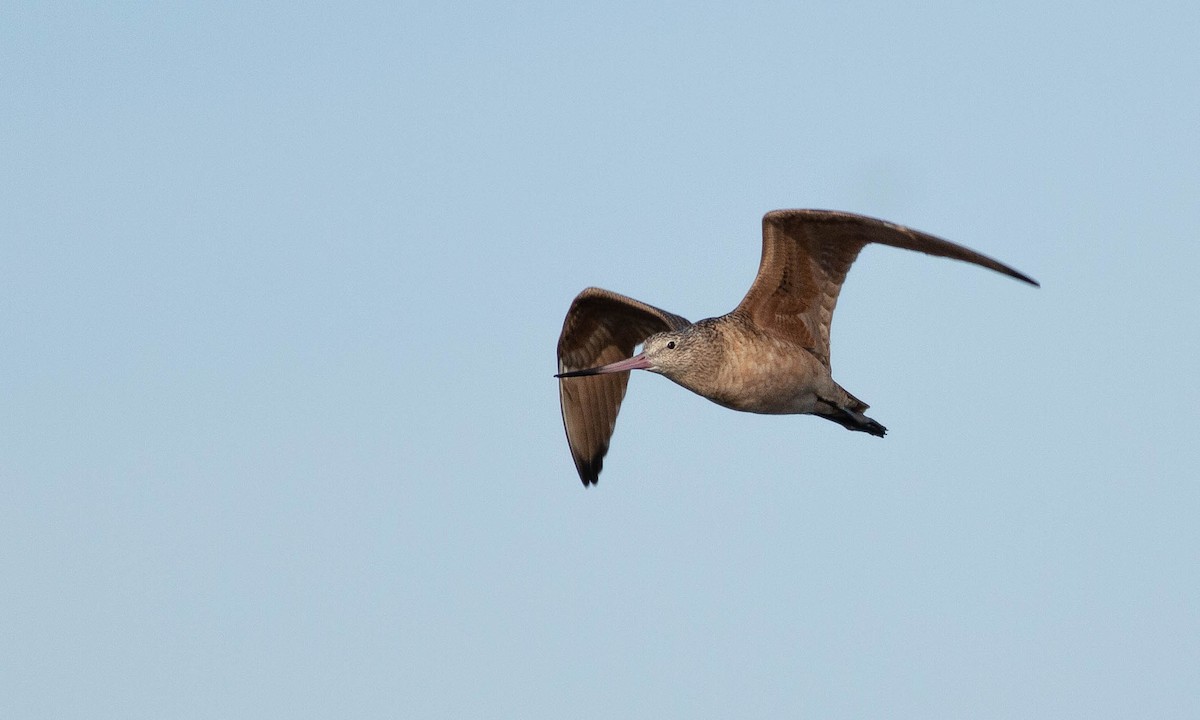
[4,2,1198,718]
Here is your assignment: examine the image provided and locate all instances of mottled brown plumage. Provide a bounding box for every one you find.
[556,209,1038,486]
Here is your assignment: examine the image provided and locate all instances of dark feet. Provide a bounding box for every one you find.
[820,400,888,437]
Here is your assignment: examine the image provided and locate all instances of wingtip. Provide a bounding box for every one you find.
[1009,269,1040,288]
[578,458,601,487]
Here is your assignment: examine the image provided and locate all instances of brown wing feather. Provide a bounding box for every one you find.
[557,287,690,486]
[734,210,1038,366]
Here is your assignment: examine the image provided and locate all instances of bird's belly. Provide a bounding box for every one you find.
[704,354,829,415]
[711,384,822,414]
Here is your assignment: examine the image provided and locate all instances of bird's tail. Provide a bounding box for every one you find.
[839,386,870,415]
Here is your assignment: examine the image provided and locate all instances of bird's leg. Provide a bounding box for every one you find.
[818,397,888,438]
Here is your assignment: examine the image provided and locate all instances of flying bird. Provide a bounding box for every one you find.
[556,209,1038,486]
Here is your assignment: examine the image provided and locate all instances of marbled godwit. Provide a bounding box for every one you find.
[556,209,1038,486]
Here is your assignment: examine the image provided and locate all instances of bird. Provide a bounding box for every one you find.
[555,209,1038,486]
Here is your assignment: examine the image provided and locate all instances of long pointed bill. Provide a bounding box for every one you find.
[555,352,653,378]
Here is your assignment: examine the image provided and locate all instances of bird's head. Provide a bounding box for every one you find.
[555,327,707,383]
[637,330,696,378]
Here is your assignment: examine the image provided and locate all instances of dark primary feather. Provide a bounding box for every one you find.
[556,287,690,486]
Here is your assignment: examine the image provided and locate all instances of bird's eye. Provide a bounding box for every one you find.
[666,341,676,349]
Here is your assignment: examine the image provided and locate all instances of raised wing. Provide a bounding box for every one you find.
[557,287,690,486]
[733,209,1038,366]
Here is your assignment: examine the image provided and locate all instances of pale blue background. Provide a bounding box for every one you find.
[3,2,1198,718]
